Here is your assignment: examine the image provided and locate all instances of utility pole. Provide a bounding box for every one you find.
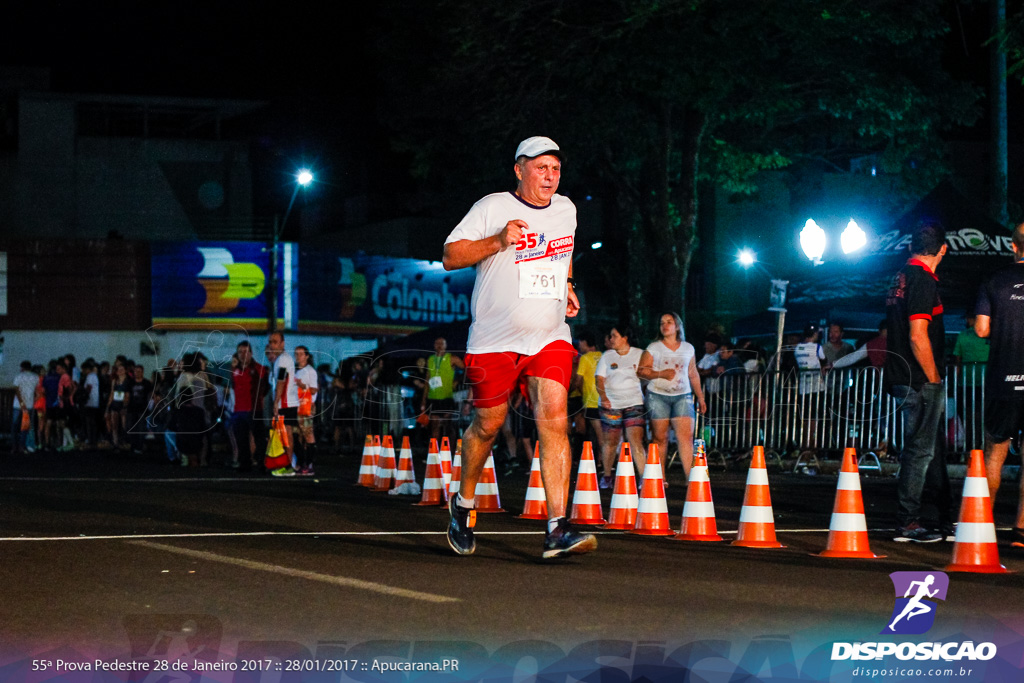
[991,0,1009,226]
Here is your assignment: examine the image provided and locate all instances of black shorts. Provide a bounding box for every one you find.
[584,407,601,422]
[567,396,583,419]
[426,398,457,415]
[985,396,1024,442]
[279,406,299,427]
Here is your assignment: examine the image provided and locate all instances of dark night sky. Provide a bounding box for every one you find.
[2,2,1022,215]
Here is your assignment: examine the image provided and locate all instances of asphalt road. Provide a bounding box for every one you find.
[1,444,1022,680]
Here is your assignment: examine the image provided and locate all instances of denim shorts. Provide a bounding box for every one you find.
[646,392,695,420]
[599,404,646,430]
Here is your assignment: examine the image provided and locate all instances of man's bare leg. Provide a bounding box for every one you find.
[457,402,508,502]
[985,437,1011,511]
[529,376,572,517]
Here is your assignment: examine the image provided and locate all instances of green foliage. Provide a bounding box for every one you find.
[374,0,980,318]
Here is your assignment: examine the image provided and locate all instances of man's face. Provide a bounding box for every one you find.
[134,367,144,381]
[269,333,285,353]
[719,348,734,360]
[514,154,561,204]
[237,344,252,364]
[704,341,718,355]
[434,338,447,355]
[828,325,842,344]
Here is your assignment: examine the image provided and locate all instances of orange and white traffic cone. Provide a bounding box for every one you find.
[816,447,883,558]
[390,436,417,492]
[356,434,376,487]
[449,442,463,497]
[675,440,723,541]
[415,439,447,506]
[946,449,1010,574]
[473,453,504,512]
[631,444,673,536]
[519,443,548,520]
[604,442,639,530]
[373,435,396,492]
[571,441,606,525]
[439,436,453,494]
[732,445,784,548]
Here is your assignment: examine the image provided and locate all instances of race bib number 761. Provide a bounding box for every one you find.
[519,260,567,299]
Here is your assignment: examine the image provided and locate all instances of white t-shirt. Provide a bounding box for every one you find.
[13,371,39,410]
[794,342,825,394]
[273,352,299,408]
[84,373,100,408]
[296,365,318,394]
[445,191,576,355]
[595,347,645,409]
[645,340,695,396]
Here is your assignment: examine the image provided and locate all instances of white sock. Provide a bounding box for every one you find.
[457,494,475,509]
[547,517,565,533]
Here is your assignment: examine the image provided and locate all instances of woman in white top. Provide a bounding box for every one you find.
[637,312,706,482]
[595,323,647,484]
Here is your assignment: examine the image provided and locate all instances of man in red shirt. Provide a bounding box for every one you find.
[229,340,269,472]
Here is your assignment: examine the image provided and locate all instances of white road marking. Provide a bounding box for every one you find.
[0,477,339,483]
[4,527,1011,542]
[129,540,460,604]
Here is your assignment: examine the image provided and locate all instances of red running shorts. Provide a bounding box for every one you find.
[465,340,575,409]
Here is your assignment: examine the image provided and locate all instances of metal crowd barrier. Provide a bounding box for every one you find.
[694,364,988,461]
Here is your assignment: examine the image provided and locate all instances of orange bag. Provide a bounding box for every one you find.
[20,410,31,432]
[263,415,292,470]
[298,388,313,417]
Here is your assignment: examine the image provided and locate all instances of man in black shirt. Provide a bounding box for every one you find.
[884,222,953,543]
[976,222,1024,549]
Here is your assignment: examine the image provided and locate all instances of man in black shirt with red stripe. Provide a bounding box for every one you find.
[884,222,953,543]
[976,222,1024,550]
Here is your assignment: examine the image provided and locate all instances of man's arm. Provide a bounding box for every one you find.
[442,220,527,270]
[909,318,941,383]
[975,315,991,338]
[566,260,580,318]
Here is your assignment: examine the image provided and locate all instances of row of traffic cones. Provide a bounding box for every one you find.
[357,435,504,511]
[357,432,1009,574]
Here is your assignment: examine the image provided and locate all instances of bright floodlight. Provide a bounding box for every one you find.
[800,218,826,263]
[737,248,756,268]
[296,169,314,186]
[841,219,867,254]
[591,241,603,250]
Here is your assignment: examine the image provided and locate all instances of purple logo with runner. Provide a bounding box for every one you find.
[881,571,949,635]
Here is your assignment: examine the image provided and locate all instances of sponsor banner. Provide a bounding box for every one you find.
[872,228,1015,258]
[151,241,297,330]
[298,250,475,334]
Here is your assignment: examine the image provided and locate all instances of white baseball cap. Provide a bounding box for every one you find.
[515,136,562,161]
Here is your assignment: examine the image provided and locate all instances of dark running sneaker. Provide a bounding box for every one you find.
[447,495,476,556]
[1011,527,1024,549]
[894,522,942,543]
[543,518,598,559]
[939,522,957,542]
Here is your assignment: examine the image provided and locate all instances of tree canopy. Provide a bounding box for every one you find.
[377,0,979,330]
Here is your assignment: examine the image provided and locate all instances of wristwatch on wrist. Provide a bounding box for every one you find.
[566,277,577,287]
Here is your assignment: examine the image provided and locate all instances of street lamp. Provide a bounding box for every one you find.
[840,219,867,254]
[799,218,826,265]
[269,169,315,332]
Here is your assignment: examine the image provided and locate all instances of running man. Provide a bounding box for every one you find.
[975,221,1024,550]
[888,574,939,631]
[442,136,596,558]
